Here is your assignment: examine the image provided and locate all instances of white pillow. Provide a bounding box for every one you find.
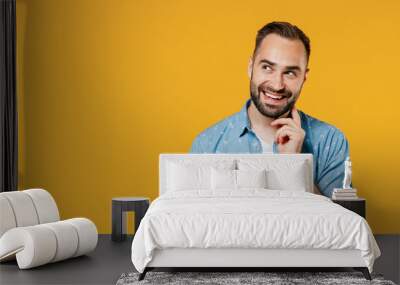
[237,159,309,192]
[236,169,267,189]
[211,168,268,190]
[167,162,210,191]
[266,165,308,191]
[211,168,236,190]
[166,160,236,191]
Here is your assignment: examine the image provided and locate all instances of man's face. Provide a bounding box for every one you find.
[248,33,309,119]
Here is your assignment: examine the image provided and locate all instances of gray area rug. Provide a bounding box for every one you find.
[116,271,396,285]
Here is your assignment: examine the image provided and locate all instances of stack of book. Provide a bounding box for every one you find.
[332,188,358,200]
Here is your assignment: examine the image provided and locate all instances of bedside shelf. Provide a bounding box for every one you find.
[332,198,366,218]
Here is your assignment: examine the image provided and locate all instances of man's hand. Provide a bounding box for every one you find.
[270,107,305,153]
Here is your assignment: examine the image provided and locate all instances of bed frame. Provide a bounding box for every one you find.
[138,154,372,281]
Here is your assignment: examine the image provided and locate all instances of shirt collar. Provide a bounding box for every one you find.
[234,99,252,138]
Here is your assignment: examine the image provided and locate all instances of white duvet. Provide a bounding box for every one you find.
[131,189,381,273]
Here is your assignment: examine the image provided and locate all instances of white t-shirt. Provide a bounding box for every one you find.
[253,132,273,153]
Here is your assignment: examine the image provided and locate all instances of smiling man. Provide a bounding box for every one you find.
[190,21,350,198]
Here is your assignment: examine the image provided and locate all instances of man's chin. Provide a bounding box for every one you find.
[260,105,289,119]
[250,94,293,119]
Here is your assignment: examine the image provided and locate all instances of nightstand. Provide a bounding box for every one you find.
[111,197,150,241]
[332,198,366,218]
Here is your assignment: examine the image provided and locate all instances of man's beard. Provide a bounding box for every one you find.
[250,81,299,119]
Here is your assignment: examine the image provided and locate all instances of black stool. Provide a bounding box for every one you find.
[111,197,149,241]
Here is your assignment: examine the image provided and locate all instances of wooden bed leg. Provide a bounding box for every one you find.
[354,267,372,280]
[138,268,148,281]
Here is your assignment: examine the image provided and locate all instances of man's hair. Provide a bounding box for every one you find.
[253,21,311,63]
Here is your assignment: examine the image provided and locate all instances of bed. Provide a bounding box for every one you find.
[131,153,381,281]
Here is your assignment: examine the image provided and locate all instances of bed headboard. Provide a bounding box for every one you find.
[159,153,313,195]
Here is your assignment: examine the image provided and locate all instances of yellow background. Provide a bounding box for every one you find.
[16,0,400,234]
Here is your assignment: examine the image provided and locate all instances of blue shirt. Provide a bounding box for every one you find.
[189,99,350,197]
